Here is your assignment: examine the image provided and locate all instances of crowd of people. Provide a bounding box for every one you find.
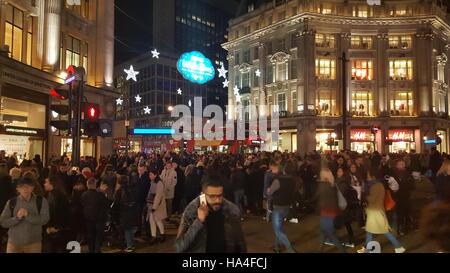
[0,147,449,253]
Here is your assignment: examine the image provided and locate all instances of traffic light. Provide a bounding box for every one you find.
[83,103,100,137]
[99,120,112,137]
[85,104,100,120]
[49,86,70,131]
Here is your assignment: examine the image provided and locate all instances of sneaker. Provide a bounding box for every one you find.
[357,247,367,253]
[124,247,135,253]
[395,247,406,253]
[240,217,245,222]
[344,242,355,248]
[289,218,299,224]
[323,241,334,246]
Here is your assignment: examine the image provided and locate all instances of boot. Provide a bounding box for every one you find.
[157,234,166,243]
[149,237,158,246]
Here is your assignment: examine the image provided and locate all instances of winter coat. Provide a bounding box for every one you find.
[160,168,177,199]
[146,180,167,221]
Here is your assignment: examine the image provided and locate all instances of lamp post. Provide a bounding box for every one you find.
[340,52,349,151]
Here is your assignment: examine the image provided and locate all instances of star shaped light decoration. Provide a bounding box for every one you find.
[255,69,261,77]
[217,64,228,79]
[124,65,139,82]
[151,48,160,59]
[222,79,229,88]
[144,106,151,115]
[235,93,241,102]
[135,95,142,103]
[116,97,124,105]
[188,99,192,107]
[233,86,240,96]
[177,88,183,95]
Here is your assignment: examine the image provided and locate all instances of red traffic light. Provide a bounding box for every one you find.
[85,104,100,120]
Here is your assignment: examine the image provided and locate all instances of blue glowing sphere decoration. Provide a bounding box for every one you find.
[177,51,215,84]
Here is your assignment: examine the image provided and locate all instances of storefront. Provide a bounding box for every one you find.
[278,130,297,153]
[350,129,376,153]
[387,129,416,153]
[61,138,96,158]
[113,137,142,154]
[0,96,47,162]
[437,129,448,154]
[0,125,46,163]
[316,129,341,153]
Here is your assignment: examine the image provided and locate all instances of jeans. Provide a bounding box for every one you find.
[365,232,402,249]
[234,189,247,217]
[319,216,345,252]
[387,209,399,235]
[272,207,295,252]
[124,227,137,248]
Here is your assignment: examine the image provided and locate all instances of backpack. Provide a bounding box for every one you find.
[9,195,43,216]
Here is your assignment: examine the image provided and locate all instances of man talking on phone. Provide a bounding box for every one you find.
[175,177,247,253]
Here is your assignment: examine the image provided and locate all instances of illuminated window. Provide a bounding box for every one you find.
[266,63,273,84]
[315,58,336,80]
[390,91,414,116]
[276,62,287,82]
[277,93,286,112]
[351,36,373,49]
[389,59,413,80]
[291,91,297,113]
[317,3,332,14]
[389,35,412,49]
[352,60,373,80]
[315,34,335,48]
[242,72,250,88]
[65,35,81,67]
[4,4,24,62]
[390,7,408,17]
[316,90,335,116]
[352,6,372,18]
[82,42,88,76]
[26,17,34,66]
[352,91,374,116]
[66,0,90,19]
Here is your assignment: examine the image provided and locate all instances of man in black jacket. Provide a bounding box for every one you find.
[175,178,246,253]
[392,159,415,235]
[81,178,110,253]
[136,164,150,237]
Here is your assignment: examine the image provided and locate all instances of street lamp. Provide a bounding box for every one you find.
[168,105,174,112]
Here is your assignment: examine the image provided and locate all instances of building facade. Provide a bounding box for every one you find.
[223,0,450,154]
[113,0,238,153]
[0,0,116,162]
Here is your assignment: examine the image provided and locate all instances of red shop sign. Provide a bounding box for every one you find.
[350,130,373,142]
[387,130,414,142]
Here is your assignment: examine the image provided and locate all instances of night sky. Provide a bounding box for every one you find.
[114,0,153,65]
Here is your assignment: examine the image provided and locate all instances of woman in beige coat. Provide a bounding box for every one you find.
[358,167,406,253]
[146,169,167,245]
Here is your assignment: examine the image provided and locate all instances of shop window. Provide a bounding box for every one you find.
[390,91,414,116]
[389,59,413,80]
[352,60,373,80]
[352,91,374,116]
[315,58,336,80]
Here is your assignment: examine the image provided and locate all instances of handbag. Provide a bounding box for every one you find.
[336,186,347,211]
[384,189,396,211]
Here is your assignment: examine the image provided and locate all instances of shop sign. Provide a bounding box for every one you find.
[350,130,373,142]
[1,126,45,137]
[177,51,215,84]
[387,130,414,142]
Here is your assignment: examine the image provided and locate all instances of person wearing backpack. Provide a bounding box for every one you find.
[0,177,49,253]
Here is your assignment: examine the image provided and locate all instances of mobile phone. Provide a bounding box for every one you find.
[199,194,206,206]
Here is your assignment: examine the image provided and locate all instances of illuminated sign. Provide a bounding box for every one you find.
[177,51,215,84]
[1,126,45,137]
[133,128,175,135]
[350,130,374,142]
[387,130,414,142]
[65,65,77,84]
[424,139,437,144]
[5,127,38,135]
